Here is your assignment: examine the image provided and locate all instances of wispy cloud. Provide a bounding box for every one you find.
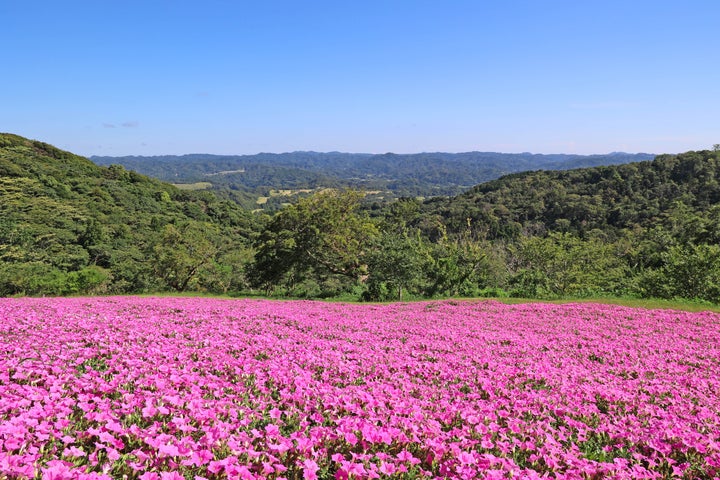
[102,123,116,128]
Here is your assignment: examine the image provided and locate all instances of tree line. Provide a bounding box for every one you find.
[2,133,719,304]
[246,187,720,303]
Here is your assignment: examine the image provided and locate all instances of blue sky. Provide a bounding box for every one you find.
[2,1,719,156]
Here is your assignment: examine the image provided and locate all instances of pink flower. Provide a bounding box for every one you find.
[458,451,476,465]
[303,459,320,480]
[160,473,185,480]
[158,443,181,457]
[183,449,213,466]
[63,446,86,457]
[396,449,414,462]
[379,461,396,475]
[344,432,358,446]
[41,464,73,480]
[3,296,720,480]
[142,405,158,418]
[346,462,366,475]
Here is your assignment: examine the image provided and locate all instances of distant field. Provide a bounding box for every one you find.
[256,188,316,204]
[205,169,246,176]
[1,297,718,478]
[172,181,213,190]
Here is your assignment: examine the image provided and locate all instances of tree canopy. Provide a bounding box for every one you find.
[249,189,378,294]
[3,133,720,304]
[0,133,256,295]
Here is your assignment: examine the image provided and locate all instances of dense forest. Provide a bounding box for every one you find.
[2,133,719,304]
[91,151,653,209]
[0,133,256,295]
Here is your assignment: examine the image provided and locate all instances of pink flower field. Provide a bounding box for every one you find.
[1,297,719,479]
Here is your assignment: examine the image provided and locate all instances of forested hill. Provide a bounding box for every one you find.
[422,149,720,240]
[5,133,720,303]
[0,133,255,295]
[91,150,654,202]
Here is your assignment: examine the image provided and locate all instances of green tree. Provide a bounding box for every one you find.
[364,232,427,301]
[423,223,487,297]
[62,266,112,295]
[203,247,255,294]
[0,262,59,296]
[510,232,628,298]
[250,189,378,292]
[151,221,219,291]
[637,244,720,302]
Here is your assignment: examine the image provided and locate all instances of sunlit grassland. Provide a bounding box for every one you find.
[171,182,213,190]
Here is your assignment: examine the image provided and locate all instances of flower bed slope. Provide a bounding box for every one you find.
[1,297,718,479]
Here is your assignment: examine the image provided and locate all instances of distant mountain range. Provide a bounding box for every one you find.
[91,151,656,207]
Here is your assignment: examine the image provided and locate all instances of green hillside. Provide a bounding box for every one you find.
[0,133,256,295]
[237,147,720,303]
[3,133,720,304]
[422,149,720,239]
[399,148,720,301]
